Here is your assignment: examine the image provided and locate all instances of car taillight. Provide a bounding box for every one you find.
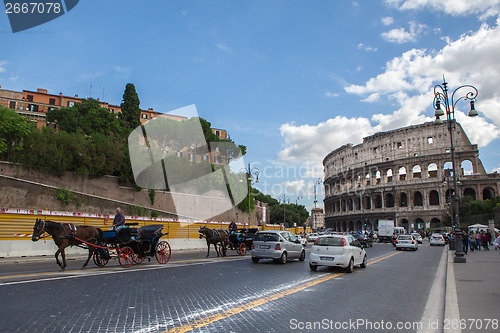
[411,240,415,244]
[275,243,281,250]
[395,240,398,243]
[342,238,347,247]
[252,244,255,250]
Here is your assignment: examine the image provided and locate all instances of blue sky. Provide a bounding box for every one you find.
[2,0,500,212]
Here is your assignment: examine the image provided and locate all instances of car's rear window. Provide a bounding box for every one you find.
[254,233,279,242]
[398,235,412,240]
[315,237,343,246]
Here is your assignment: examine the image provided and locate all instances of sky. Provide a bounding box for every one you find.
[1,0,500,213]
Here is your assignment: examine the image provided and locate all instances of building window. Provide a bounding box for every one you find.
[203,154,209,161]
[215,130,220,137]
[68,101,75,107]
[29,104,38,112]
[427,137,433,144]
[189,153,195,161]
[142,114,148,119]
[49,98,56,105]
[9,101,16,109]
[27,95,34,102]
[397,142,403,149]
[214,155,221,164]
[177,152,182,158]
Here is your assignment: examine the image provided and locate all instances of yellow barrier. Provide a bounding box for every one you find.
[0,209,312,240]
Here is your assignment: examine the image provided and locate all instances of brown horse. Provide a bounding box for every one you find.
[199,226,228,258]
[31,218,102,271]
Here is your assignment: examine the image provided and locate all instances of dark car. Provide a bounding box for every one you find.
[353,233,373,248]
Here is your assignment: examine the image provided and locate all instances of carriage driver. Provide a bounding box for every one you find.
[228,219,237,235]
[112,207,126,231]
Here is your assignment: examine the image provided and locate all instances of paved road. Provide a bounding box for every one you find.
[0,242,444,333]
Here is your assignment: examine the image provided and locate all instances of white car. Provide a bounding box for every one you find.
[307,233,319,242]
[430,234,446,246]
[395,234,418,251]
[251,231,306,264]
[309,235,367,273]
[295,235,308,246]
[411,233,423,244]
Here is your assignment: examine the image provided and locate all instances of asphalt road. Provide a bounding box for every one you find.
[0,241,444,333]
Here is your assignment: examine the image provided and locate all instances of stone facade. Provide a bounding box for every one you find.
[323,121,500,232]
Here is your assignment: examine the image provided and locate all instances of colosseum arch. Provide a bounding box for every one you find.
[412,165,422,179]
[483,187,495,200]
[431,218,441,228]
[400,192,408,207]
[356,220,362,230]
[342,221,347,232]
[414,191,423,206]
[463,188,476,200]
[363,195,371,209]
[354,197,361,210]
[398,167,407,181]
[365,173,371,186]
[385,192,395,208]
[375,170,381,185]
[347,198,353,211]
[374,194,383,209]
[348,221,354,231]
[427,163,438,178]
[461,160,474,176]
[386,169,393,183]
[429,190,440,206]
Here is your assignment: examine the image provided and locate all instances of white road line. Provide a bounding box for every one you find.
[444,248,462,333]
[417,247,446,333]
[0,257,248,286]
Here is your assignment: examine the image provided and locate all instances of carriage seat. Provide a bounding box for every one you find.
[138,225,164,240]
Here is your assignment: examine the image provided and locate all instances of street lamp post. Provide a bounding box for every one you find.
[279,194,290,226]
[433,75,479,263]
[442,173,455,228]
[313,178,322,230]
[241,163,259,227]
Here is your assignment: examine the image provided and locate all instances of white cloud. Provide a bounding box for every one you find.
[381,21,427,44]
[278,19,500,168]
[324,90,339,98]
[385,0,500,19]
[281,179,306,195]
[357,43,378,51]
[0,60,6,73]
[278,117,375,163]
[381,16,394,26]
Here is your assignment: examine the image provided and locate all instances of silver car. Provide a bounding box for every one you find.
[251,230,306,264]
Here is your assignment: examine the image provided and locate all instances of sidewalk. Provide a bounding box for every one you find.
[453,247,500,332]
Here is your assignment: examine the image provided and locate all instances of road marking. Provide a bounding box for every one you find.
[417,247,446,333]
[166,251,401,333]
[0,256,248,286]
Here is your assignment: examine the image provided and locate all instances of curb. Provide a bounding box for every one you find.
[444,249,462,333]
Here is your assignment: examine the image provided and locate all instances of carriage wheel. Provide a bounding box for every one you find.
[118,246,134,268]
[239,243,247,256]
[133,254,145,264]
[93,252,109,267]
[155,241,171,264]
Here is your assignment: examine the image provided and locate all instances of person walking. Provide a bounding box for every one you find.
[469,231,475,252]
[462,229,469,254]
[475,230,482,250]
[493,234,500,252]
[481,231,490,250]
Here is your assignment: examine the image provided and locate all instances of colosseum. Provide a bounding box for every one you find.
[323,120,500,232]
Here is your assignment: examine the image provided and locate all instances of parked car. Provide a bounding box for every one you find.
[430,234,446,246]
[309,235,367,273]
[307,233,319,242]
[353,233,373,248]
[251,231,306,264]
[395,234,418,251]
[411,233,423,244]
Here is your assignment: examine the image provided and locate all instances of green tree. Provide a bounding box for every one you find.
[0,107,34,158]
[119,83,141,130]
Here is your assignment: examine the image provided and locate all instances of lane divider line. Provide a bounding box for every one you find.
[166,251,401,333]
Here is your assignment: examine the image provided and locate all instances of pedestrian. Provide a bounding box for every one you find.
[493,234,500,251]
[475,230,481,250]
[112,207,125,231]
[462,229,469,254]
[481,231,490,250]
[486,229,492,245]
[469,231,475,252]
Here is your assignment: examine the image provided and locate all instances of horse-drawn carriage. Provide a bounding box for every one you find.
[31,219,171,270]
[227,228,259,256]
[93,223,171,268]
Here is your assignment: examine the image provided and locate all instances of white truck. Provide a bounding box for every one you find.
[378,219,396,243]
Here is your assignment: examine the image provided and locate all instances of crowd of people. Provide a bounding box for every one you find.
[459,228,500,254]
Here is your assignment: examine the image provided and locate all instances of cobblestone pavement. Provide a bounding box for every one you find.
[0,243,443,333]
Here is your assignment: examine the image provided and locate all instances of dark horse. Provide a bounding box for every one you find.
[199,226,228,258]
[31,218,102,271]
